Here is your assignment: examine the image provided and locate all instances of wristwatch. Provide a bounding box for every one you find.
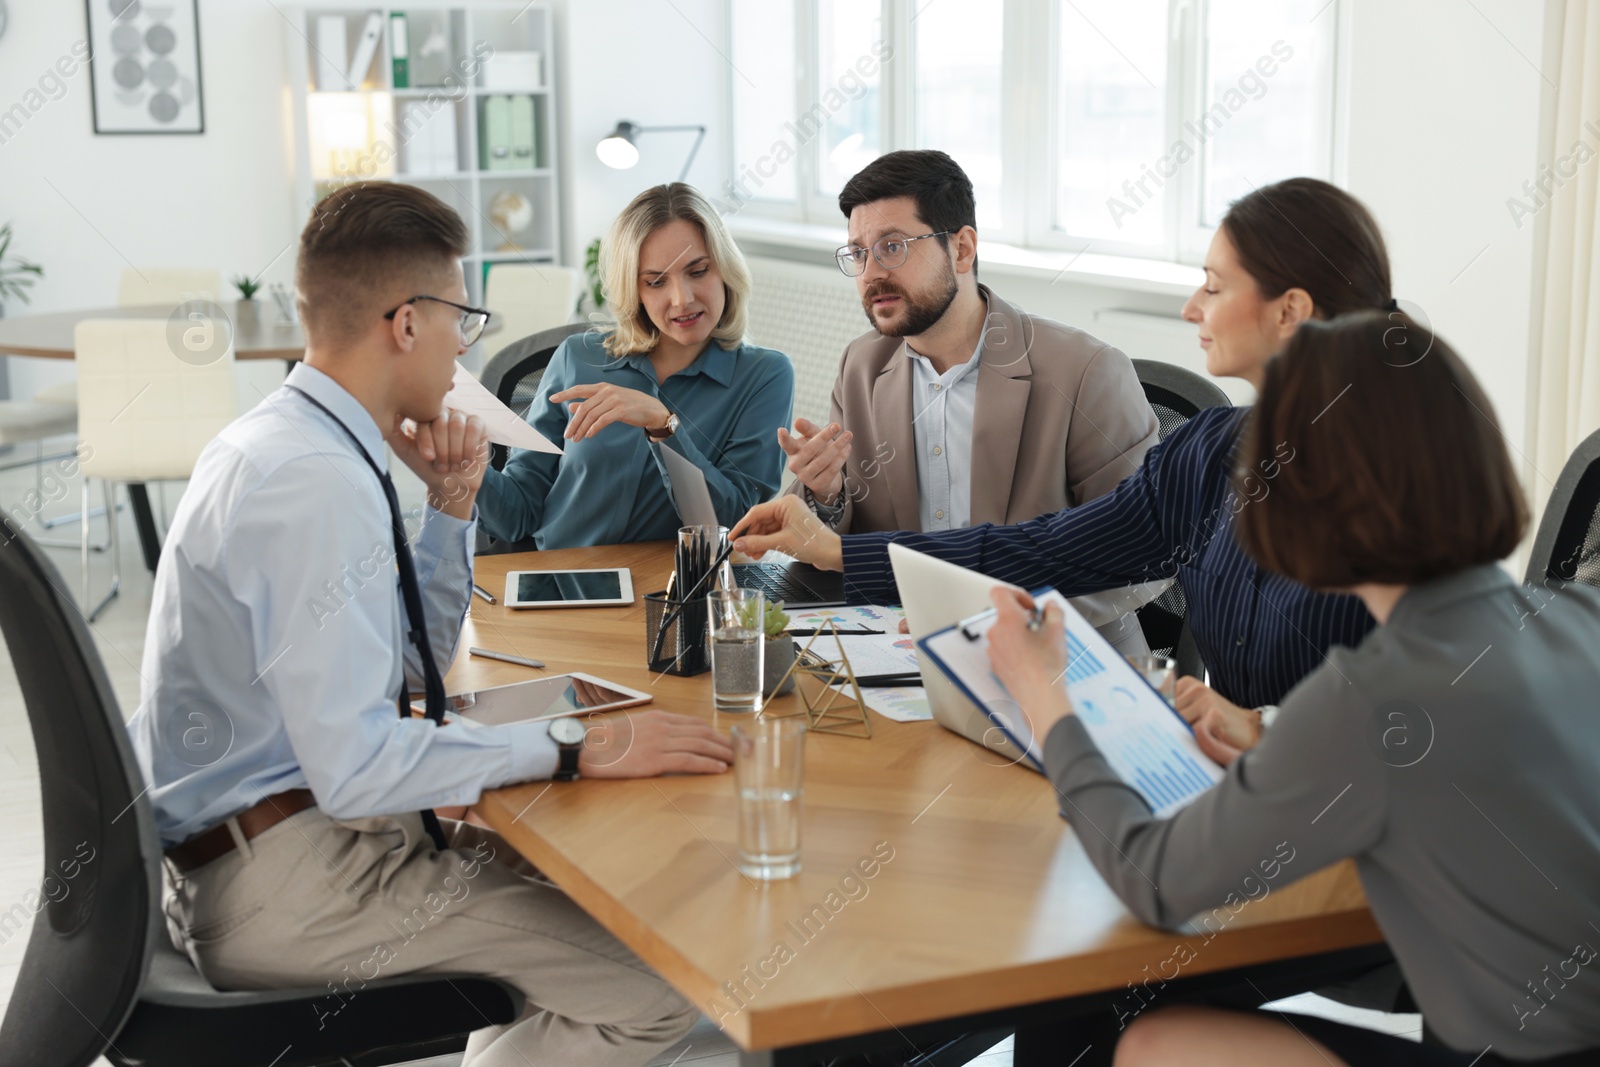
[645,411,680,441]
[550,716,585,781]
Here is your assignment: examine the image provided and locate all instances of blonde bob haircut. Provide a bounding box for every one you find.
[599,182,751,357]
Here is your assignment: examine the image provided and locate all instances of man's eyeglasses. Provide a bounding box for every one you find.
[384,295,491,345]
[834,231,952,278]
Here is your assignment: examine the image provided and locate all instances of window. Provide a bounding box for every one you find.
[729,0,797,203]
[726,0,1341,265]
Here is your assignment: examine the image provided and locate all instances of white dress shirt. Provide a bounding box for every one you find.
[905,306,985,532]
[128,364,557,848]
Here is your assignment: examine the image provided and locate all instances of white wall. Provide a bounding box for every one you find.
[0,1,298,399]
[0,0,726,398]
[1340,0,1546,455]
[549,0,727,266]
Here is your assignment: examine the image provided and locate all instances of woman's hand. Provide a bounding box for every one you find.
[730,495,844,571]
[550,383,671,441]
[1174,676,1262,767]
[986,587,1075,742]
[777,418,853,506]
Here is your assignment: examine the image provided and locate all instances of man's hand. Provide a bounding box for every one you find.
[577,710,733,778]
[391,410,488,521]
[550,383,671,441]
[985,586,1075,742]
[778,418,853,506]
[730,495,844,571]
[1175,676,1261,767]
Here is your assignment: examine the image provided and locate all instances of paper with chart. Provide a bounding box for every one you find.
[918,589,1223,816]
[442,361,563,455]
[782,607,931,721]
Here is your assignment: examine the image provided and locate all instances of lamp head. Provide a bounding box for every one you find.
[596,121,642,170]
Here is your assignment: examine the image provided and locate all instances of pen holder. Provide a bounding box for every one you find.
[644,591,711,676]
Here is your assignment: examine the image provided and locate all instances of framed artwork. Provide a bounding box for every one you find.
[85,0,205,134]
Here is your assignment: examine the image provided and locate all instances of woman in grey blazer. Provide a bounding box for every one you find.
[987,312,1600,1066]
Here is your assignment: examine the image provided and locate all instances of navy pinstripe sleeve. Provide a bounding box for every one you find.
[841,407,1243,606]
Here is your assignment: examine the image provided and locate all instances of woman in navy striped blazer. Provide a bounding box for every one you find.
[733,178,1393,755]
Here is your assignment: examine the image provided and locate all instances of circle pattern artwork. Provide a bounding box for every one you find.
[149,92,180,124]
[145,21,176,54]
[147,59,177,90]
[112,57,144,89]
[110,22,141,53]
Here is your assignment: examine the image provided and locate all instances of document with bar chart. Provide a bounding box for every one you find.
[918,588,1223,817]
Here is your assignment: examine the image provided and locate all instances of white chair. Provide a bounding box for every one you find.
[483,263,579,352]
[115,267,223,308]
[73,320,237,620]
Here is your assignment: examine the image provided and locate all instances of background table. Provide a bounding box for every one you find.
[459,543,1388,1065]
[0,302,305,361]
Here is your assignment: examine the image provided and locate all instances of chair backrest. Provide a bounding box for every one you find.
[480,322,590,473]
[1131,358,1232,439]
[1525,426,1600,588]
[483,264,580,352]
[0,516,161,1067]
[74,319,238,482]
[1130,360,1233,677]
[117,268,223,308]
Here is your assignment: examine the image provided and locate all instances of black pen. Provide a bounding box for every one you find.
[787,626,883,636]
[851,673,924,687]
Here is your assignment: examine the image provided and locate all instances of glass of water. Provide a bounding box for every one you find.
[708,589,765,714]
[1127,653,1178,704]
[732,716,806,880]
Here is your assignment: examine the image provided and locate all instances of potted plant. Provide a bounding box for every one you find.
[740,598,796,697]
[574,236,608,322]
[231,273,262,331]
[0,222,43,317]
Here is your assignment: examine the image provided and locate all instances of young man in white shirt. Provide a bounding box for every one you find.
[128,182,728,1067]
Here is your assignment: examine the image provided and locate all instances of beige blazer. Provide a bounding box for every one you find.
[794,285,1160,533]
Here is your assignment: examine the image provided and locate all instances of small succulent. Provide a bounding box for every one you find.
[738,598,790,640]
[231,273,262,300]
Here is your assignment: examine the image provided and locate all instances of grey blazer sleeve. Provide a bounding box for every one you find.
[1065,344,1160,508]
[1042,662,1387,929]
[787,365,856,532]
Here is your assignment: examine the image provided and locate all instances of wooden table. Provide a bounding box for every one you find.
[0,302,306,361]
[461,543,1387,1066]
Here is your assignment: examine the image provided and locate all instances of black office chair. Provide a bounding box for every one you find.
[0,515,524,1067]
[1130,359,1232,680]
[1524,425,1600,588]
[477,322,590,556]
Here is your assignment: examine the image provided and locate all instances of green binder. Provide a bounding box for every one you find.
[481,95,515,171]
[509,95,536,171]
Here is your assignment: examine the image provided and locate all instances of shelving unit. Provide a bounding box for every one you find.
[285,3,562,305]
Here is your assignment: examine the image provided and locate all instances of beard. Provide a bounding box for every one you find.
[861,261,959,338]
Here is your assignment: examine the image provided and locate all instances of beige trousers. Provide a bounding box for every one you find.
[163,808,697,1067]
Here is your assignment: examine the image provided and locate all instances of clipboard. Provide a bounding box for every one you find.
[917,587,1224,816]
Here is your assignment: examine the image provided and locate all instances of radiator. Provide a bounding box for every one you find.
[743,255,869,424]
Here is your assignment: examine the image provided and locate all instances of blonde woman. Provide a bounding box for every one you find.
[476,183,794,548]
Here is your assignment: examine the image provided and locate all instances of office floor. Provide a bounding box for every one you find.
[0,450,1420,1067]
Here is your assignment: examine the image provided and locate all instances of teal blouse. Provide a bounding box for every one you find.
[476,330,795,549]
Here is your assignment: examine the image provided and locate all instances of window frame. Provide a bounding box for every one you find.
[725,0,1342,266]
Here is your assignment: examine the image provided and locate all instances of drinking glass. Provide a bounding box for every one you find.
[732,716,806,880]
[708,589,765,713]
[1127,653,1178,704]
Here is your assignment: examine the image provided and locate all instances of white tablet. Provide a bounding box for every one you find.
[416,673,651,726]
[503,568,634,608]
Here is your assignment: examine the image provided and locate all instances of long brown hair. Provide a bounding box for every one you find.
[1221,178,1392,317]
[1236,311,1527,587]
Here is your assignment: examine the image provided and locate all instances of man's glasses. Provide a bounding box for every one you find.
[384,295,491,345]
[834,231,952,277]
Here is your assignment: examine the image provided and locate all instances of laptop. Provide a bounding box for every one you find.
[889,543,1038,772]
[660,442,847,608]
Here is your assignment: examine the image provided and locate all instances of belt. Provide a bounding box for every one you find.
[164,788,318,873]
